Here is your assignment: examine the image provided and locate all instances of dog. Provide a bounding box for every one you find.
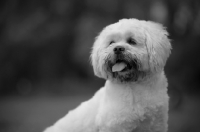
[44,18,171,132]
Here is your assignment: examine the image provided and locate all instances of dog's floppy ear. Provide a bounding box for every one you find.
[144,21,171,72]
[90,25,113,79]
[90,35,106,79]
[90,47,101,78]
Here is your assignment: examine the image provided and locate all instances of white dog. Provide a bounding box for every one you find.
[44,18,171,132]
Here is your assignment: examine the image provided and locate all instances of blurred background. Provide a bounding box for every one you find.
[0,0,200,132]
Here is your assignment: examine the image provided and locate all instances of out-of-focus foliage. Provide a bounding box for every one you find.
[0,0,199,95]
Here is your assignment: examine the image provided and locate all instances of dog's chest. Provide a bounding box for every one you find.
[95,85,166,132]
[96,102,163,132]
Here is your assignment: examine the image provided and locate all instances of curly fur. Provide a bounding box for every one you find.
[44,18,171,132]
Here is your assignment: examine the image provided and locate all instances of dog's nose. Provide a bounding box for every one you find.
[113,46,125,54]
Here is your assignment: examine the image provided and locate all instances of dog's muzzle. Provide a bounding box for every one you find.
[109,46,138,73]
[106,48,140,82]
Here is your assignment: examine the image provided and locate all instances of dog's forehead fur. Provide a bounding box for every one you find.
[99,19,145,44]
[105,19,143,32]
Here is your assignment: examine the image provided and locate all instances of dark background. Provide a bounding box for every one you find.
[0,0,200,132]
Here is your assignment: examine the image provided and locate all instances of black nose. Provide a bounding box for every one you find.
[113,46,125,54]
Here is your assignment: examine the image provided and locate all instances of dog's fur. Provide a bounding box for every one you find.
[44,18,171,132]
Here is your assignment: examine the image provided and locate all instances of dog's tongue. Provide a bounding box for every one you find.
[112,63,126,72]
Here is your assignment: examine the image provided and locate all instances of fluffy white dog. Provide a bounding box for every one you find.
[44,18,171,132]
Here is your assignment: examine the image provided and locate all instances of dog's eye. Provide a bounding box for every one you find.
[127,38,136,45]
[109,41,115,45]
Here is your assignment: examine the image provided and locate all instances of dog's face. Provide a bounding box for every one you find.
[91,19,171,83]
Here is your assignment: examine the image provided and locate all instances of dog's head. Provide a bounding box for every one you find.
[91,18,171,83]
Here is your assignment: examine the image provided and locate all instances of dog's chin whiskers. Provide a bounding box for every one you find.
[104,54,113,74]
[136,60,142,71]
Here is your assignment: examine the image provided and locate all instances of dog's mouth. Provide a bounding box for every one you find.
[108,58,139,82]
[111,59,138,73]
[106,54,141,82]
[112,60,128,72]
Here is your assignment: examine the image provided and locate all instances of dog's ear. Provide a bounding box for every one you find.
[90,40,101,78]
[90,35,106,79]
[144,21,172,72]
